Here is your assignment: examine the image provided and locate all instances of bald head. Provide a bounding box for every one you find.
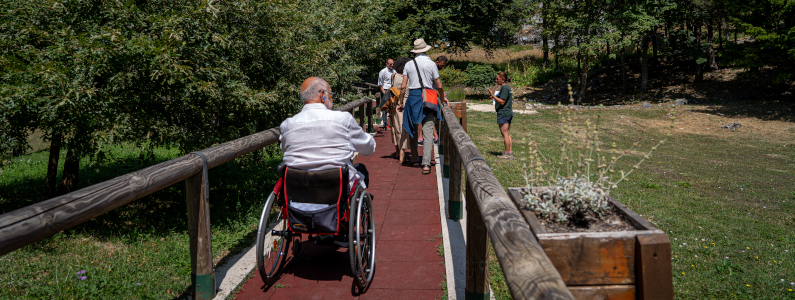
[300,77,329,104]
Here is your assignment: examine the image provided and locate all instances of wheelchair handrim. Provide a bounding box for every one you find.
[355,190,376,283]
[256,192,285,279]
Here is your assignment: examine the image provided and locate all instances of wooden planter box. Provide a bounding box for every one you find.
[508,188,674,300]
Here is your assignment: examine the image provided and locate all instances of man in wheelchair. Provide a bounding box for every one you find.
[256,77,377,288]
[277,77,376,246]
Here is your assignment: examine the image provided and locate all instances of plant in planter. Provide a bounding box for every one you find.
[520,85,671,230]
[508,85,675,299]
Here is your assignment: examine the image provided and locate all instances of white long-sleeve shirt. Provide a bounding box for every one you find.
[279,103,376,189]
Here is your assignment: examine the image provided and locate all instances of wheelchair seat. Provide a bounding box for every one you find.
[256,163,375,290]
[282,166,350,234]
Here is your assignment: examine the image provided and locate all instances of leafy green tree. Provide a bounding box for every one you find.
[1,0,401,197]
[388,0,520,53]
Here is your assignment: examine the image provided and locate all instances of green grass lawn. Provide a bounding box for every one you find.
[462,106,795,299]
[0,143,281,299]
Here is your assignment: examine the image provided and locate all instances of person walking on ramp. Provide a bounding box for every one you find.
[399,38,449,174]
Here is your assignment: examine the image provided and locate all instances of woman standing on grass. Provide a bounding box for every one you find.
[488,72,513,159]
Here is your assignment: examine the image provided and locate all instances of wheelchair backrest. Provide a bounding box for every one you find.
[283,166,349,205]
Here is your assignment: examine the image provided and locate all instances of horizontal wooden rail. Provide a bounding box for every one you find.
[0,96,373,257]
[0,128,281,256]
[337,97,372,112]
[440,104,574,300]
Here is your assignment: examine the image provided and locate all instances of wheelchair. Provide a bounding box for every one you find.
[255,164,375,290]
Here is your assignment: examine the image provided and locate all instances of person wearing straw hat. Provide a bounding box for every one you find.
[399,38,449,175]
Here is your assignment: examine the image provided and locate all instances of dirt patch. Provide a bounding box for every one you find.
[467,103,538,114]
[639,107,795,142]
[536,205,637,233]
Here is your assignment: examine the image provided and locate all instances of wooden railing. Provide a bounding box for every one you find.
[438,103,575,299]
[0,97,374,300]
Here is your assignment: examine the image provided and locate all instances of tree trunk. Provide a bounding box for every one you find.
[652,29,658,63]
[606,42,611,80]
[579,56,589,104]
[59,148,80,194]
[59,134,82,195]
[695,23,704,82]
[543,36,549,68]
[640,34,650,94]
[45,134,62,198]
[554,36,559,68]
[621,47,627,93]
[542,0,549,68]
[708,21,718,70]
[734,26,737,43]
[718,19,723,48]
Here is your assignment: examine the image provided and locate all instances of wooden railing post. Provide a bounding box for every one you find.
[442,119,450,178]
[448,138,463,220]
[465,179,490,300]
[358,103,365,129]
[461,101,467,132]
[367,100,374,133]
[185,170,215,300]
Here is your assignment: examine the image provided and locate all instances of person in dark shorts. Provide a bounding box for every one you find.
[487,72,513,159]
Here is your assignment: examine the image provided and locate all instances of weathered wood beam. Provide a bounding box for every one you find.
[440,104,573,300]
[0,128,281,256]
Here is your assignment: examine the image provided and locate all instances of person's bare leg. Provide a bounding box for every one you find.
[499,123,513,153]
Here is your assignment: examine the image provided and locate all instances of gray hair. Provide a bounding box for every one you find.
[300,79,328,103]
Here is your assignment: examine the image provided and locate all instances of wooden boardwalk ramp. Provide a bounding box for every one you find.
[233,127,446,299]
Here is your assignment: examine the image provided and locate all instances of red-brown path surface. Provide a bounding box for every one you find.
[233,127,446,300]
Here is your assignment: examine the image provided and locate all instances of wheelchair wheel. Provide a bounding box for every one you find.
[256,191,290,285]
[349,187,376,290]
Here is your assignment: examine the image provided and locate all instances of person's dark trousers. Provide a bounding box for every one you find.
[353,163,369,188]
[379,92,390,127]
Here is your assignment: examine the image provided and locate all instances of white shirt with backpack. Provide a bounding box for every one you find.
[402,54,439,90]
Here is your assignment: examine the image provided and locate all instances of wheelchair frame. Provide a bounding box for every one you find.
[255,172,376,291]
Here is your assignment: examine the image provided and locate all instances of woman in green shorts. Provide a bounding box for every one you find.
[488,71,513,159]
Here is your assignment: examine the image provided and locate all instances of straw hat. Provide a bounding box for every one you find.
[410,38,432,53]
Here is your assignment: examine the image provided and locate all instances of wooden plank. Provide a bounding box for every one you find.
[537,232,636,285]
[0,128,280,256]
[337,97,371,113]
[186,173,215,298]
[508,188,548,234]
[636,234,674,300]
[568,285,635,300]
[448,102,464,118]
[465,180,490,299]
[608,196,657,230]
[440,105,573,300]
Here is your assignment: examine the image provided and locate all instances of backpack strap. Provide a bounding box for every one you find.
[413,59,426,89]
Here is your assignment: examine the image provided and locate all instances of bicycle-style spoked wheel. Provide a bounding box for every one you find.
[349,188,376,290]
[256,192,290,285]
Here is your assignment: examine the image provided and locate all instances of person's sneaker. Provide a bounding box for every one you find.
[497,152,515,160]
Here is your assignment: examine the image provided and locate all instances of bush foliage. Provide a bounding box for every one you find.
[464,63,496,88]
